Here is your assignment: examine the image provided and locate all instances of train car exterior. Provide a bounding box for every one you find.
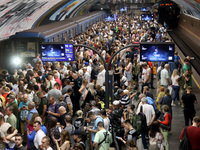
[2,11,106,69]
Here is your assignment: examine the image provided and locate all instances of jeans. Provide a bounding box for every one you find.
[172,85,180,102]
[141,129,149,149]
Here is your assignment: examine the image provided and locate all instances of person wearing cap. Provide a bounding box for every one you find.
[109,100,123,150]
[118,89,130,111]
[72,130,86,150]
[83,67,90,85]
[7,94,18,118]
[181,86,197,126]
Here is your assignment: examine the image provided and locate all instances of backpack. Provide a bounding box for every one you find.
[137,106,148,133]
[132,113,142,137]
[179,127,191,150]
[20,103,29,121]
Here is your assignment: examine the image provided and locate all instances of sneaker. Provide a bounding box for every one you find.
[171,104,176,107]
[181,103,184,108]
[178,102,181,105]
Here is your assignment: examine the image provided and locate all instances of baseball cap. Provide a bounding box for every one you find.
[7,94,15,100]
[84,62,89,66]
[71,130,82,135]
[113,100,120,105]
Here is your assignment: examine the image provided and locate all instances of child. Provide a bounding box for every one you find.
[58,95,68,112]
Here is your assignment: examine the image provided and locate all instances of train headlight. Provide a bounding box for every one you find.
[13,57,21,65]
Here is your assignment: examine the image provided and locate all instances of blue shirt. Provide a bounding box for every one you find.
[27,125,47,148]
[91,116,103,141]
[147,96,156,110]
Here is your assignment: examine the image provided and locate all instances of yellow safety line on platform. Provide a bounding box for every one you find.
[179,54,200,89]
[179,24,200,40]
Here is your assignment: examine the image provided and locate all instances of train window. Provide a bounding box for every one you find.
[56,35,59,42]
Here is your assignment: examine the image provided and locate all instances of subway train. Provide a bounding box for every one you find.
[0,11,106,70]
[157,0,180,28]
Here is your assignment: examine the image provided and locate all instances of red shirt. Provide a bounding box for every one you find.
[160,113,171,125]
[148,61,153,74]
[3,93,9,104]
[106,56,111,70]
[179,126,200,150]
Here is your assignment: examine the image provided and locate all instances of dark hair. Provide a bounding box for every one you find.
[124,119,132,125]
[100,110,107,116]
[128,104,135,111]
[149,121,161,138]
[15,133,23,140]
[7,126,16,134]
[33,85,39,91]
[74,143,84,150]
[88,111,95,118]
[49,117,57,128]
[54,82,60,87]
[97,122,104,128]
[67,88,73,93]
[34,121,41,126]
[64,79,71,85]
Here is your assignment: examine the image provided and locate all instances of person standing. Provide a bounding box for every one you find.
[179,116,200,150]
[158,105,172,150]
[6,106,17,128]
[160,64,170,89]
[141,62,151,93]
[33,121,46,149]
[171,69,180,106]
[37,91,48,125]
[48,83,62,103]
[7,94,18,118]
[181,86,197,126]
[0,115,11,149]
[109,100,124,150]
[94,122,112,150]
[14,133,26,150]
[125,58,133,86]
[41,136,53,150]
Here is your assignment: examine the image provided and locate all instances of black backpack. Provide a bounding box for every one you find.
[138,106,148,132]
[179,127,191,150]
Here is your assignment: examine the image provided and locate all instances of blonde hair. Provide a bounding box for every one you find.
[172,69,179,78]
[77,110,83,117]
[88,83,96,96]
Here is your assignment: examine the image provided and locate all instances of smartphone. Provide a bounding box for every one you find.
[116,136,120,139]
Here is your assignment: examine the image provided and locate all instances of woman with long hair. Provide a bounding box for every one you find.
[149,121,166,150]
[171,69,180,106]
[54,130,71,150]
[49,117,61,149]
[156,86,165,111]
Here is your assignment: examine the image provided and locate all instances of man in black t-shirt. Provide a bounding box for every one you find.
[14,134,26,150]
[181,86,197,126]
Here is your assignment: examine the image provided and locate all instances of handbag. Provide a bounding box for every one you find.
[160,113,171,130]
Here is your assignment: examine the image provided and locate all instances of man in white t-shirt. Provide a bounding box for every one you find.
[141,63,151,93]
[83,67,91,84]
[33,121,46,149]
[42,136,53,150]
[160,64,170,88]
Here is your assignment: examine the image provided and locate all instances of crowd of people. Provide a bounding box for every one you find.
[0,12,199,150]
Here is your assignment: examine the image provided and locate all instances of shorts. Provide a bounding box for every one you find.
[126,72,132,82]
